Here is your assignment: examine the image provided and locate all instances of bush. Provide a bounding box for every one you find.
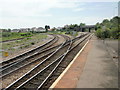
[110,28,119,39]
[24,45,29,48]
[20,32,33,37]
[103,30,111,38]
[2,32,11,37]
[95,29,102,38]
[31,42,35,45]
[27,38,31,40]
[95,29,111,39]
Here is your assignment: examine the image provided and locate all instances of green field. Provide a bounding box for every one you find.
[1,32,35,41]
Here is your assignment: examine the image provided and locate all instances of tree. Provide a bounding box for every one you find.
[8,29,11,32]
[28,28,31,32]
[45,25,50,32]
[48,26,50,29]
[102,19,109,24]
[79,23,85,27]
[96,22,101,29]
[95,16,120,39]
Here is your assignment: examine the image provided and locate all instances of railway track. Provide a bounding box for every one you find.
[1,34,71,89]
[0,37,25,43]
[43,34,92,88]
[3,39,71,89]
[24,33,91,89]
[1,34,69,70]
[1,34,69,71]
[1,34,58,67]
[0,44,60,77]
[3,33,90,89]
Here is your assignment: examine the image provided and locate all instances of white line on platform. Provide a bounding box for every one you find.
[49,39,90,89]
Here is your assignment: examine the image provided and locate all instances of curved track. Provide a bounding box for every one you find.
[1,34,58,67]
[4,33,91,89]
[1,34,70,89]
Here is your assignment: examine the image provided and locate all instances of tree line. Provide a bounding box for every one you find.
[58,23,86,32]
[95,16,120,39]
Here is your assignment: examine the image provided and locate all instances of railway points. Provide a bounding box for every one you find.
[2,32,117,89]
[1,32,91,89]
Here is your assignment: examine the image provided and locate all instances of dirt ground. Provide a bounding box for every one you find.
[1,35,53,62]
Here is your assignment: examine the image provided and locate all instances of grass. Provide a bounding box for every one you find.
[2,33,47,57]
[47,31,66,34]
[1,32,34,41]
[49,31,78,36]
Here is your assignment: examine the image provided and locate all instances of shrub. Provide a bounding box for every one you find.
[95,29,102,38]
[103,30,111,38]
[31,42,35,45]
[2,32,11,37]
[110,28,119,39]
[24,45,29,48]
[95,29,111,39]
[20,46,23,49]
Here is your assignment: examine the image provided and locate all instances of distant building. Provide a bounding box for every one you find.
[19,28,29,32]
[0,29,3,32]
[37,27,46,32]
[57,27,63,30]
[31,27,37,31]
[11,26,46,32]
[48,29,52,31]
[64,25,69,28]
[11,29,19,32]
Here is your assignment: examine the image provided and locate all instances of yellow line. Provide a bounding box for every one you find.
[49,39,90,89]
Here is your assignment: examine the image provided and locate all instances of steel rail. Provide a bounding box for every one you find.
[15,38,73,89]
[0,35,59,70]
[1,34,58,67]
[1,34,70,73]
[0,33,71,78]
[37,39,74,89]
[37,33,91,89]
[1,34,71,78]
[37,34,91,89]
[0,50,55,78]
[16,54,65,89]
[4,34,88,90]
[15,34,90,89]
[0,44,60,76]
[4,37,72,89]
[1,34,70,69]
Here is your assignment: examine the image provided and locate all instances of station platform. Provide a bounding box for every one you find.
[50,35,118,89]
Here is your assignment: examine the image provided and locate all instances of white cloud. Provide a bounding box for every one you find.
[74,8,85,12]
[59,16,111,26]
[1,0,117,18]
[0,0,81,20]
[0,0,82,28]
[1,16,46,29]
[0,0,118,28]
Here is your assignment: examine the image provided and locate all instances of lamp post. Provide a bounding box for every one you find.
[114,6,117,16]
[118,1,120,17]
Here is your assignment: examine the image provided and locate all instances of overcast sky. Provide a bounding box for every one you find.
[0,0,119,29]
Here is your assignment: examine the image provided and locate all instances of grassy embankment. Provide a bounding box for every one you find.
[1,32,47,57]
[47,31,78,37]
[1,32,33,41]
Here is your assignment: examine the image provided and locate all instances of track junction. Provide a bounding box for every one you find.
[0,33,92,89]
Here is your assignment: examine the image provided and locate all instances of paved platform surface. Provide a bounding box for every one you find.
[51,35,118,89]
[104,39,118,53]
[76,36,118,88]
[104,40,119,69]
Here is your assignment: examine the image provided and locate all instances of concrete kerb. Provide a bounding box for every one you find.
[49,39,90,89]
